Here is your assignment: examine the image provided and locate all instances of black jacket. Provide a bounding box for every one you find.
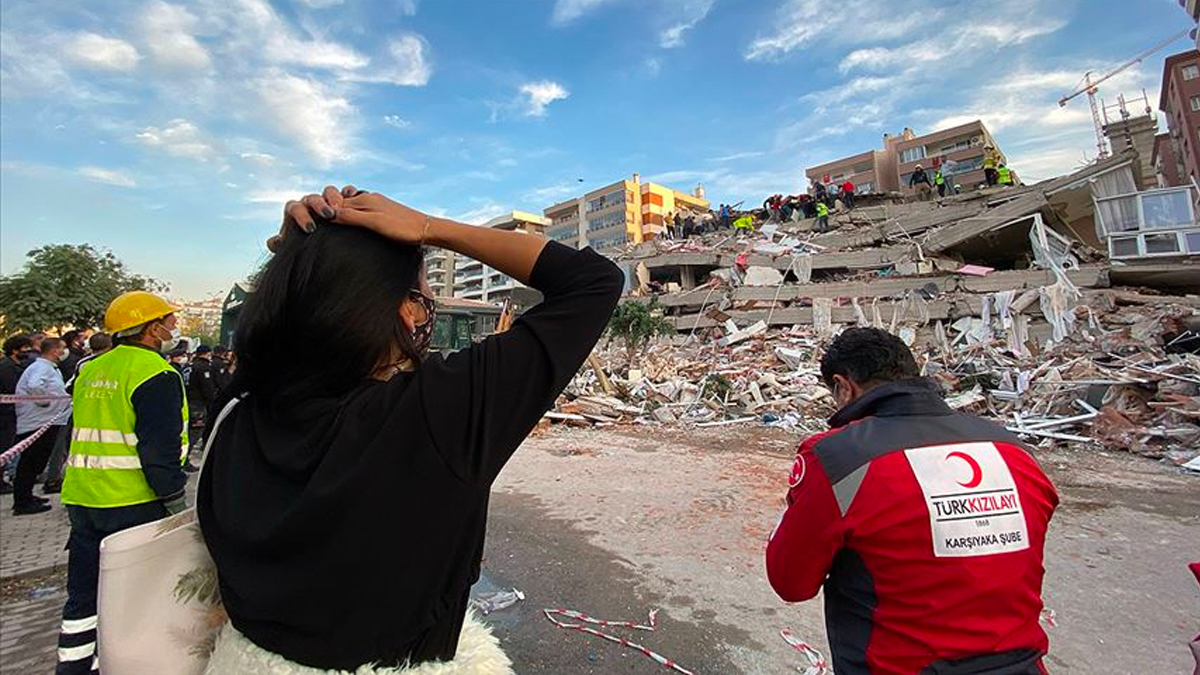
[198,242,623,670]
[185,356,218,413]
[910,168,931,186]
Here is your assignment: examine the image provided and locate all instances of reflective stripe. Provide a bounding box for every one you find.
[58,642,96,662]
[61,616,97,634]
[72,427,138,445]
[67,454,142,470]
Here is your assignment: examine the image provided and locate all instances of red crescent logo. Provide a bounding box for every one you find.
[946,451,983,488]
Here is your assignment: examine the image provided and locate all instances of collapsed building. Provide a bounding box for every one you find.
[549,151,1200,469]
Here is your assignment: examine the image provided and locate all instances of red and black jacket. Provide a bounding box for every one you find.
[766,379,1058,674]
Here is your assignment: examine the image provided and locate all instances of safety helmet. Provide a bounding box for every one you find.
[104,291,176,334]
[915,164,922,169]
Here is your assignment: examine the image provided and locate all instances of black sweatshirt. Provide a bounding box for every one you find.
[197,242,623,670]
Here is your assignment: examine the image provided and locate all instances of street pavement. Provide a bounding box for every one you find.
[2,427,1198,674]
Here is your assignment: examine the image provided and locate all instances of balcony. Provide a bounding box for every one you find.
[1098,185,1200,259]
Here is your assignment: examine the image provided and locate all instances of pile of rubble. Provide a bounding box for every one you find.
[545,151,1200,469]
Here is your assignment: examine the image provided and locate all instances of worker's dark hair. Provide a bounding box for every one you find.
[88,332,112,353]
[820,327,920,389]
[41,337,65,355]
[231,223,426,414]
[3,334,32,357]
[62,329,81,347]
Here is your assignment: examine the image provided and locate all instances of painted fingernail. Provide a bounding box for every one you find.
[322,208,335,219]
[303,221,316,233]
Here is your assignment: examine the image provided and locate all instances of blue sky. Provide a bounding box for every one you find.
[0,0,1192,298]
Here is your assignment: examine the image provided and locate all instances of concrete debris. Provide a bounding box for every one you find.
[546,154,1200,468]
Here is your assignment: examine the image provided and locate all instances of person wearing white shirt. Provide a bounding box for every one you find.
[13,337,71,515]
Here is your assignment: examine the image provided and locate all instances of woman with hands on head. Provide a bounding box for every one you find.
[198,186,623,674]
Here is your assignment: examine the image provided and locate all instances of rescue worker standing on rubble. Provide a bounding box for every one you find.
[909,164,933,201]
[815,200,831,233]
[766,327,1058,674]
[998,163,1015,187]
[934,167,947,198]
[984,145,1001,186]
[55,291,189,675]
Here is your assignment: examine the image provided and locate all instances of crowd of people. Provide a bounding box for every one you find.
[0,327,235,511]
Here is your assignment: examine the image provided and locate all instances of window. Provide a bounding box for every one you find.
[1142,190,1193,229]
[1109,236,1139,258]
[1144,233,1181,255]
[900,146,926,164]
[1187,231,1200,252]
[1183,64,1199,80]
[939,139,971,155]
[1190,96,1200,112]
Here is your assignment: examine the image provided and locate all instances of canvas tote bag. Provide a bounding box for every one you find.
[96,397,240,675]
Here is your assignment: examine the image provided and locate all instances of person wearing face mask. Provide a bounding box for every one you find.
[765,328,1059,675]
[0,334,35,495]
[55,291,190,675]
[11,337,72,514]
[197,185,622,674]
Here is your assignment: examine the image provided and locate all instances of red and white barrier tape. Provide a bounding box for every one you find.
[779,629,831,675]
[543,608,694,675]
[0,394,71,403]
[0,409,71,467]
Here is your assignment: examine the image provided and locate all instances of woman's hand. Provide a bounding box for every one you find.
[333,191,429,245]
[267,185,353,253]
[266,185,429,252]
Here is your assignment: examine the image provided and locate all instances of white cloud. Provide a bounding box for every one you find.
[244,187,306,204]
[707,150,765,162]
[383,115,412,129]
[343,34,431,86]
[79,166,137,188]
[239,151,277,166]
[255,72,356,167]
[63,33,140,72]
[520,81,570,117]
[136,119,217,161]
[657,0,714,48]
[454,201,509,225]
[745,0,941,61]
[398,0,418,15]
[293,0,346,7]
[838,18,1066,74]
[551,0,617,25]
[139,1,211,70]
[524,182,580,203]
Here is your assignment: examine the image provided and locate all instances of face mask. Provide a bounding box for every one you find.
[157,324,183,353]
[409,292,437,357]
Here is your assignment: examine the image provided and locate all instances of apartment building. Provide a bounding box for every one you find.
[452,210,549,305]
[894,121,1003,195]
[1158,49,1200,186]
[427,248,457,298]
[805,122,1004,196]
[543,174,709,255]
[805,144,901,195]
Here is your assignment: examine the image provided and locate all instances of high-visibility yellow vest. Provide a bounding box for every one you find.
[983,152,997,169]
[935,171,945,185]
[733,216,755,230]
[816,203,829,217]
[62,345,189,508]
[998,166,1013,185]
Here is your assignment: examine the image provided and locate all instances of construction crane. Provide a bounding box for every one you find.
[1058,28,1192,159]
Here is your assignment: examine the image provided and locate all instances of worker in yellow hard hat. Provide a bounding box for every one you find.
[55,290,190,675]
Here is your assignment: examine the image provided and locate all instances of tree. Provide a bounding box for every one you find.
[606,298,675,369]
[0,244,168,333]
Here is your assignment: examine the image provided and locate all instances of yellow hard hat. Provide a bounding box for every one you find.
[104,291,176,333]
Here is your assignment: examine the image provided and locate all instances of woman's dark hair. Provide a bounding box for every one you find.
[231,225,425,412]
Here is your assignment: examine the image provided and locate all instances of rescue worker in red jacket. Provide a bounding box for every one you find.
[766,328,1058,674]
